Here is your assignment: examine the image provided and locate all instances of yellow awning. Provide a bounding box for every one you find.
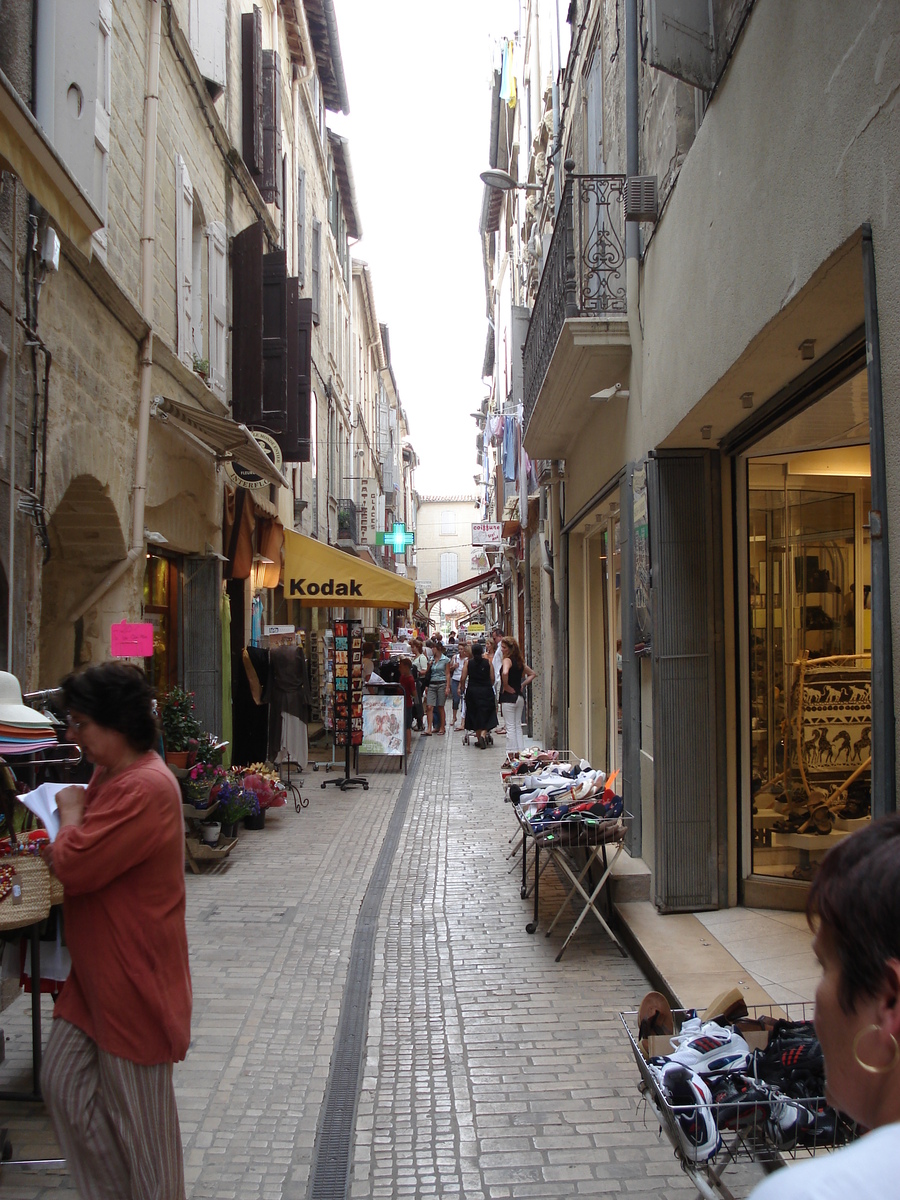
[0,68,102,259]
[284,528,416,610]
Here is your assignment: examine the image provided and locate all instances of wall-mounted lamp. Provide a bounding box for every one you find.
[251,554,276,592]
[144,529,168,545]
[589,383,629,402]
[204,542,229,563]
[480,168,543,193]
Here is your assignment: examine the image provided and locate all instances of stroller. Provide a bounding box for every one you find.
[459,695,494,748]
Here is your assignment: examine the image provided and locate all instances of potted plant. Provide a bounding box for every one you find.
[184,762,225,807]
[210,771,256,838]
[240,764,288,829]
[159,687,202,768]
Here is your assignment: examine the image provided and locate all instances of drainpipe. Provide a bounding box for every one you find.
[69,0,161,624]
[625,0,643,402]
[7,178,18,671]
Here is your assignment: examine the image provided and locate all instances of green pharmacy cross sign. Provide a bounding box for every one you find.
[376,522,415,554]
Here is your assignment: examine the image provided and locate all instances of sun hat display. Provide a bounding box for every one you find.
[0,672,58,756]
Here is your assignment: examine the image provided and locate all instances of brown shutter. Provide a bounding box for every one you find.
[311,219,321,324]
[231,221,264,426]
[282,293,312,462]
[261,50,279,203]
[261,250,288,433]
[241,7,263,179]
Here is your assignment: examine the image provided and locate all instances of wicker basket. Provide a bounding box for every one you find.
[49,872,64,907]
[0,856,51,931]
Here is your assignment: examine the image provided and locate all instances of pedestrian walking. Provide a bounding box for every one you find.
[397,657,417,756]
[41,662,191,1200]
[411,639,428,731]
[449,643,466,728]
[748,815,900,1200]
[425,643,452,735]
[498,637,536,752]
[460,641,498,748]
[491,628,507,734]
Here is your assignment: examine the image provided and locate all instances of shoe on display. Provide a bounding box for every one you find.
[648,1062,721,1164]
[708,1074,770,1132]
[666,1022,752,1076]
[638,991,674,1040]
[764,1088,819,1150]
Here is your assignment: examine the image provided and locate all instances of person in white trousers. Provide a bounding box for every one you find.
[498,636,537,752]
[491,629,507,734]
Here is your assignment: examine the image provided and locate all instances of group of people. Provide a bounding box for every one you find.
[394,628,536,752]
[3,658,900,1199]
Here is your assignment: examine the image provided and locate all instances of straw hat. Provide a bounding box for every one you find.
[0,673,56,734]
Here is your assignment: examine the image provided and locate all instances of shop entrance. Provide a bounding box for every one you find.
[743,368,871,884]
[584,499,621,774]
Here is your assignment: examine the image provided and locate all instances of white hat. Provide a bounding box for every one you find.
[0,672,56,733]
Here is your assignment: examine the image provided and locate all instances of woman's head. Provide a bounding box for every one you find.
[501,637,524,668]
[808,814,900,1127]
[61,662,158,754]
[472,642,485,659]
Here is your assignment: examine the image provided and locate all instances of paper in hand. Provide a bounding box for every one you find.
[18,782,81,842]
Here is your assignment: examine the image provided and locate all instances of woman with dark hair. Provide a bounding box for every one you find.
[749,814,900,1198]
[458,642,498,749]
[499,637,536,752]
[41,661,191,1200]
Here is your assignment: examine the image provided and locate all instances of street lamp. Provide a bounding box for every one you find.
[480,168,543,193]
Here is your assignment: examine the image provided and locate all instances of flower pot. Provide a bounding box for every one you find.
[166,750,189,769]
[199,821,220,846]
[220,822,238,839]
[243,811,266,830]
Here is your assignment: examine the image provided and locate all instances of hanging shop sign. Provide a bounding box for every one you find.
[358,478,379,545]
[110,621,154,658]
[471,522,502,545]
[225,429,283,491]
[376,523,415,554]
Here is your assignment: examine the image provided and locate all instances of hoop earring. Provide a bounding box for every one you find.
[853,1025,900,1075]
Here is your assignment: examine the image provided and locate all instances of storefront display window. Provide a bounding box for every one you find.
[746,374,872,883]
[143,553,179,693]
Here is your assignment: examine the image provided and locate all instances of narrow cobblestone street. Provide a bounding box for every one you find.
[1,734,760,1198]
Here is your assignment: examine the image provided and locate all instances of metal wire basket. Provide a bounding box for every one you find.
[619,1002,859,1198]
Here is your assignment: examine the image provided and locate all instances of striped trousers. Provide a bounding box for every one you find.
[42,1017,185,1200]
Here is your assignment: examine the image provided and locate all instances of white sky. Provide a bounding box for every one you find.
[330,0,520,496]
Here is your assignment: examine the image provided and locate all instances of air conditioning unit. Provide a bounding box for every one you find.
[625,175,659,223]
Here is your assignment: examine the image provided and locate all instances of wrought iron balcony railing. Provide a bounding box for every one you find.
[336,498,358,543]
[523,165,626,428]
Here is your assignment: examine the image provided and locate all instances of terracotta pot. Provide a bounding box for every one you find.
[166,750,189,768]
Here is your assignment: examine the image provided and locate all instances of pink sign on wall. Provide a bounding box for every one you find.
[110,621,154,658]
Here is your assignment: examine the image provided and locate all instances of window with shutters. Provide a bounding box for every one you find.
[241,8,263,180]
[440,510,456,536]
[189,0,226,98]
[35,0,101,203]
[440,553,459,589]
[92,0,111,255]
[260,50,281,204]
[296,167,306,286]
[206,221,227,401]
[175,154,201,365]
[311,220,321,324]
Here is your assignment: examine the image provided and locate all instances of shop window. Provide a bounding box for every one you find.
[143,553,179,694]
[747,382,872,883]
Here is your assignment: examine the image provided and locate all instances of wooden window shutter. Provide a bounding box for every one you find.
[206,220,227,401]
[189,0,226,96]
[296,167,306,287]
[231,221,264,426]
[283,293,312,462]
[311,220,321,325]
[175,153,194,364]
[34,0,100,200]
[262,250,288,432]
[241,7,263,179]
[260,50,279,203]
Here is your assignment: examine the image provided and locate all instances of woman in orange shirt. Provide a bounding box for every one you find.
[42,662,191,1200]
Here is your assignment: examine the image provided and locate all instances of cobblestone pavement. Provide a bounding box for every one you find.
[0,733,764,1198]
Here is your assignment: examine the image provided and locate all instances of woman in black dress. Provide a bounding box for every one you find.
[459,642,498,748]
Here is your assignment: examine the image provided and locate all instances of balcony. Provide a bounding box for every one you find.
[336,499,358,545]
[522,168,631,460]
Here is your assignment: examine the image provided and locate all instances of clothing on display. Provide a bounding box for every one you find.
[267,644,312,768]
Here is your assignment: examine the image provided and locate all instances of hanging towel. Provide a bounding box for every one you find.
[503,416,517,482]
